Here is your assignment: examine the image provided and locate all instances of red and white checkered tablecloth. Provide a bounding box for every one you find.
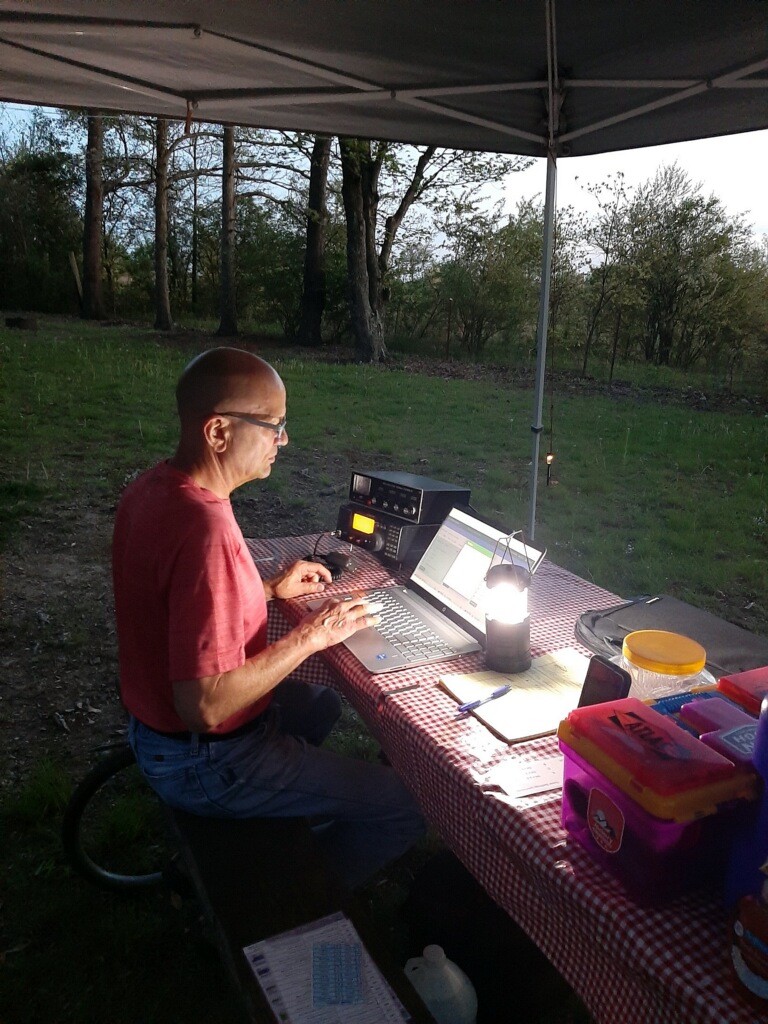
[248,535,759,1024]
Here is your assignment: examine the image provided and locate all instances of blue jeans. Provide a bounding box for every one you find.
[129,680,425,891]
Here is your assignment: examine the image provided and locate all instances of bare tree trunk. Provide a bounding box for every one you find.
[609,306,623,383]
[217,125,238,337]
[338,138,437,361]
[339,138,385,363]
[298,135,331,347]
[191,133,198,311]
[82,113,106,320]
[379,145,435,295]
[154,118,173,331]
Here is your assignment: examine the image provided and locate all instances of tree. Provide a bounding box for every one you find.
[298,135,331,346]
[623,164,755,369]
[338,138,387,361]
[237,203,305,338]
[56,109,227,323]
[190,132,200,311]
[0,112,82,312]
[547,204,589,371]
[384,237,444,351]
[58,111,157,317]
[577,173,632,377]
[153,118,173,330]
[82,113,107,319]
[336,140,527,361]
[437,200,542,358]
[217,126,238,336]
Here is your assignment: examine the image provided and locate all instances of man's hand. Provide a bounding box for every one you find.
[301,594,382,651]
[264,559,333,601]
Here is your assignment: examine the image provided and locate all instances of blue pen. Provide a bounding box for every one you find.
[456,684,511,715]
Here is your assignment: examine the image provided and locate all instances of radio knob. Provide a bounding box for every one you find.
[365,531,384,553]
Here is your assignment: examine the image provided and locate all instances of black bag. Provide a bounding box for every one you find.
[575,594,768,679]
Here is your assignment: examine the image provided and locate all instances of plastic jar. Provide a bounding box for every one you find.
[621,630,712,700]
[404,944,478,1024]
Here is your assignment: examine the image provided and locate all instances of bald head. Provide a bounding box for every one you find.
[175,348,283,425]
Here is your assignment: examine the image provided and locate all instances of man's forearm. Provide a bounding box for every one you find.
[172,594,375,731]
[173,618,323,731]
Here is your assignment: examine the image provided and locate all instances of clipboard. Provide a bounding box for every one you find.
[440,648,589,742]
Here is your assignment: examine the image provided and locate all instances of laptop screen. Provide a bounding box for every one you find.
[409,507,545,636]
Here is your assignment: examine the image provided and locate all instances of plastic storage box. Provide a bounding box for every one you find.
[557,697,759,903]
[717,665,768,715]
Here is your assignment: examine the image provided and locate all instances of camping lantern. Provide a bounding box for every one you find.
[484,537,533,674]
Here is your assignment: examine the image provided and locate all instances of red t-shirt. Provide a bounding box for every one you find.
[112,461,271,733]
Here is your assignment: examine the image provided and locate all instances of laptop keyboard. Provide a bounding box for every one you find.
[370,588,457,664]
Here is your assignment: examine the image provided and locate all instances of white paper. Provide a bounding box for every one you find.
[243,911,410,1023]
[485,754,564,797]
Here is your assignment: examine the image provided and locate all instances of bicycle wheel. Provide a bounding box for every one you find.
[62,744,171,891]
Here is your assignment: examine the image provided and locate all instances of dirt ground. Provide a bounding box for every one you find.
[1,344,764,792]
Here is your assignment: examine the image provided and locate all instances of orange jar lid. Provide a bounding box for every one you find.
[622,630,706,675]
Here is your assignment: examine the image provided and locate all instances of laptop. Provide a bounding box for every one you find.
[308,506,545,674]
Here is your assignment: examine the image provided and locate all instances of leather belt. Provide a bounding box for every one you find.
[149,712,265,743]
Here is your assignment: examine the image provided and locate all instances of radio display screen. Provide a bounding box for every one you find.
[351,512,376,535]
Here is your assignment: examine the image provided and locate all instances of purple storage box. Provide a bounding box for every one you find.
[560,739,745,904]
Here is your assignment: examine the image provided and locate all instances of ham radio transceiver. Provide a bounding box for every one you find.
[336,470,471,566]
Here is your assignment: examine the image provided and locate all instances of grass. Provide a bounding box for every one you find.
[5,322,765,620]
[3,322,766,611]
[1,762,246,1024]
[1,317,766,1023]
[0,759,583,1024]
[536,396,768,612]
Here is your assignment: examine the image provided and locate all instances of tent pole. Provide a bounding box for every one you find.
[527,150,557,541]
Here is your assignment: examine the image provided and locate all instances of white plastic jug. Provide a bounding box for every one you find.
[404,944,478,1024]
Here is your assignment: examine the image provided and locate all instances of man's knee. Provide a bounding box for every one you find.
[274,679,342,745]
[304,685,342,746]
[316,685,342,727]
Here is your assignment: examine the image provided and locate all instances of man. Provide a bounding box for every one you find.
[113,347,424,890]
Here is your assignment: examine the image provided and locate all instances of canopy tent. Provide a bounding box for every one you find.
[2,0,767,535]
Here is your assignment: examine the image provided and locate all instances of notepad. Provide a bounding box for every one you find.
[440,647,589,743]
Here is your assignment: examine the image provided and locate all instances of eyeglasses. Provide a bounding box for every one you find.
[216,411,287,441]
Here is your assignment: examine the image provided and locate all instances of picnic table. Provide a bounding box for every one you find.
[253,533,760,1024]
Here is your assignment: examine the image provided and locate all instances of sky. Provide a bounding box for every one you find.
[3,100,766,240]
[501,129,768,240]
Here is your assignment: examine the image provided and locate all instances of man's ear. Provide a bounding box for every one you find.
[202,415,229,453]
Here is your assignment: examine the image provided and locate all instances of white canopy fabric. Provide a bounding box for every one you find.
[1,0,766,536]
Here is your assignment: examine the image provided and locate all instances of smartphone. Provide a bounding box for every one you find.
[578,653,632,708]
